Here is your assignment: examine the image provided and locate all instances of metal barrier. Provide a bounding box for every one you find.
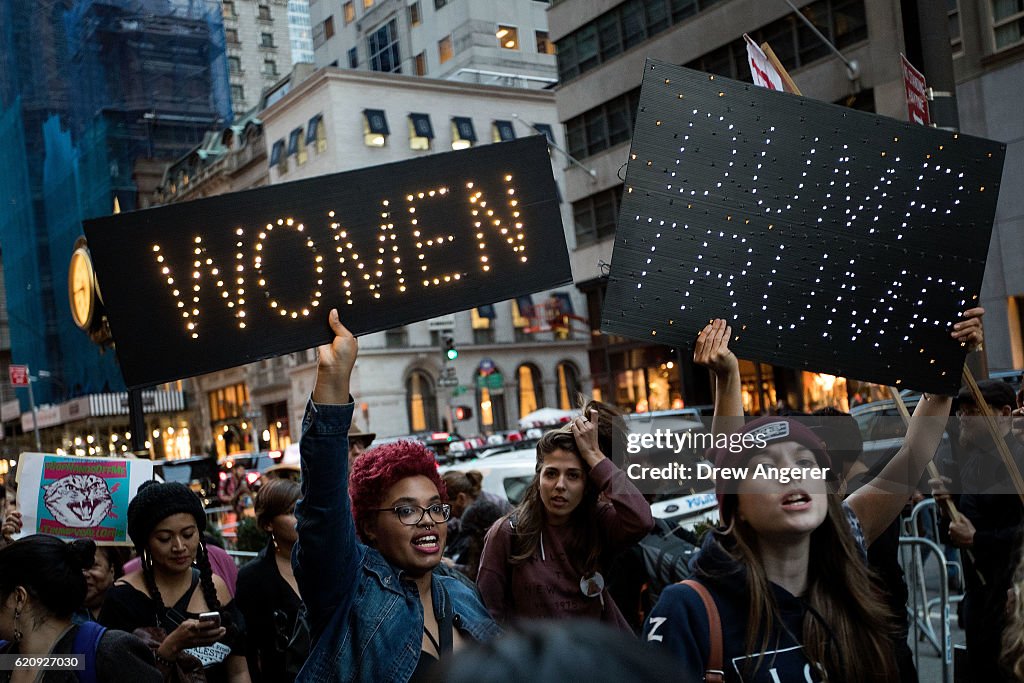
[899,498,961,683]
[226,549,258,567]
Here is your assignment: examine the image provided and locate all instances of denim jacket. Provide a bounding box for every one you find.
[293,400,501,683]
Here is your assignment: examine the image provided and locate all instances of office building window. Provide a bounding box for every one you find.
[263,59,277,76]
[409,113,434,150]
[992,0,1024,49]
[414,51,427,75]
[564,88,640,160]
[493,120,516,142]
[364,0,374,7]
[536,30,554,54]
[261,32,275,47]
[386,327,409,347]
[368,19,401,73]
[344,1,355,24]
[305,114,327,153]
[438,34,453,63]
[572,187,622,245]
[223,1,236,19]
[434,0,447,9]
[228,56,241,73]
[948,0,962,54]
[258,4,271,20]
[406,370,439,432]
[226,28,240,44]
[409,1,422,26]
[517,364,544,416]
[497,25,519,49]
[231,84,245,103]
[348,46,358,67]
[451,116,476,150]
[363,109,389,146]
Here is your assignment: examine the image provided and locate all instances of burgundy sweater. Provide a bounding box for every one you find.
[476,458,654,631]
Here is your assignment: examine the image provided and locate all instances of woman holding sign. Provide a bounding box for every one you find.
[99,482,250,682]
[293,309,500,682]
[643,311,983,682]
[476,405,654,630]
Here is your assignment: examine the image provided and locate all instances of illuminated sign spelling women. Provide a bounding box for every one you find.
[84,136,568,388]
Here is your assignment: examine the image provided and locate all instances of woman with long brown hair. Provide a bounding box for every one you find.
[644,312,983,682]
[476,409,654,631]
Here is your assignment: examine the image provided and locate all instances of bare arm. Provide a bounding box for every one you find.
[848,307,984,545]
[695,319,744,436]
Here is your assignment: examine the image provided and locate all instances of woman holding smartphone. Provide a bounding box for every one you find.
[100,481,250,683]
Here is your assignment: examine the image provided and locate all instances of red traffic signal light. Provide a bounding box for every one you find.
[454,406,473,421]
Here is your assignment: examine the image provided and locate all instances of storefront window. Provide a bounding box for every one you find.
[802,372,849,412]
[406,370,439,432]
[739,360,777,415]
[517,364,544,417]
[556,362,581,410]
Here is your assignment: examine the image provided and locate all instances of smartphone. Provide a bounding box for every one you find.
[197,611,221,627]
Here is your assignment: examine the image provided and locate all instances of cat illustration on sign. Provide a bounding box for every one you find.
[42,474,115,527]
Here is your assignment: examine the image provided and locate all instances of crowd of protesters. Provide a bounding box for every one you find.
[2,301,1024,682]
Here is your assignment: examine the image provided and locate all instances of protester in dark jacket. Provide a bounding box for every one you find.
[0,535,160,683]
[645,312,982,682]
[293,309,500,683]
[236,478,302,682]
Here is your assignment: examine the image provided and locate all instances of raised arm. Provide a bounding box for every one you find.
[695,319,743,437]
[848,307,984,545]
[293,308,360,641]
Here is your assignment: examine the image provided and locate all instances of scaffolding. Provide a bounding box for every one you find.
[0,0,231,411]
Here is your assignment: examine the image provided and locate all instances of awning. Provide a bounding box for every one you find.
[269,139,284,166]
[532,123,555,144]
[363,109,389,135]
[305,113,323,144]
[452,116,477,142]
[409,113,434,139]
[493,119,516,141]
[287,127,303,156]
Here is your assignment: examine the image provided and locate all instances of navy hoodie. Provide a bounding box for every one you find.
[642,532,828,683]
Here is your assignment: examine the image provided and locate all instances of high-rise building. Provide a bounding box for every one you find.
[0,0,230,455]
[548,0,1024,413]
[222,0,297,113]
[288,0,315,63]
[309,0,557,88]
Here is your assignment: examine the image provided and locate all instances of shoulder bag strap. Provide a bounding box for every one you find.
[680,579,724,683]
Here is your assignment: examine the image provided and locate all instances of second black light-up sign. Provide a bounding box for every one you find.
[84,136,569,388]
[602,60,1006,394]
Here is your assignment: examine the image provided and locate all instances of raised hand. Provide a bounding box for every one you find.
[570,409,604,466]
[951,307,985,351]
[694,319,738,377]
[312,308,358,405]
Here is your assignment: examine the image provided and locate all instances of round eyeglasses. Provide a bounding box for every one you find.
[373,503,451,526]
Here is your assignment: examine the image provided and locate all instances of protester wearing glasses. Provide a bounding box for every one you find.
[236,478,303,681]
[293,309,500,682]
[644,311,983,683]
[476,409,654,631]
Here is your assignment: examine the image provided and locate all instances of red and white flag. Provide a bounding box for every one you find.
[744,34,784,92]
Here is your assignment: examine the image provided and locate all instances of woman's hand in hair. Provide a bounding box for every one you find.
[312,308,359,405]
[571,409,605,467]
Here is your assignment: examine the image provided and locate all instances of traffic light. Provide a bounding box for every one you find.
[454,406,473,421]
[444,336,458,361]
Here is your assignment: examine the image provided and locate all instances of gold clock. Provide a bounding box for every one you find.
[68,245,96,330]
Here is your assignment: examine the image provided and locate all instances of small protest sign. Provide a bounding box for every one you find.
[602,60,1005,394]
[84,136,569,388]
[17,453,154,544]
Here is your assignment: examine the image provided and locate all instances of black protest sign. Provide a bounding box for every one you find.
[602,60,1005,394]
[85,136,568,388]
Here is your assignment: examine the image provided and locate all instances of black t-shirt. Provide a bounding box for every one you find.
[235,543,302,681]
[98,569,246,683]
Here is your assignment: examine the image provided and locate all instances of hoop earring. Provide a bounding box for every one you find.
[13,607,22,643]
[142,549,154,570]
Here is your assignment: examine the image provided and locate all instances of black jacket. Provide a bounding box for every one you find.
[235,540,302,682]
